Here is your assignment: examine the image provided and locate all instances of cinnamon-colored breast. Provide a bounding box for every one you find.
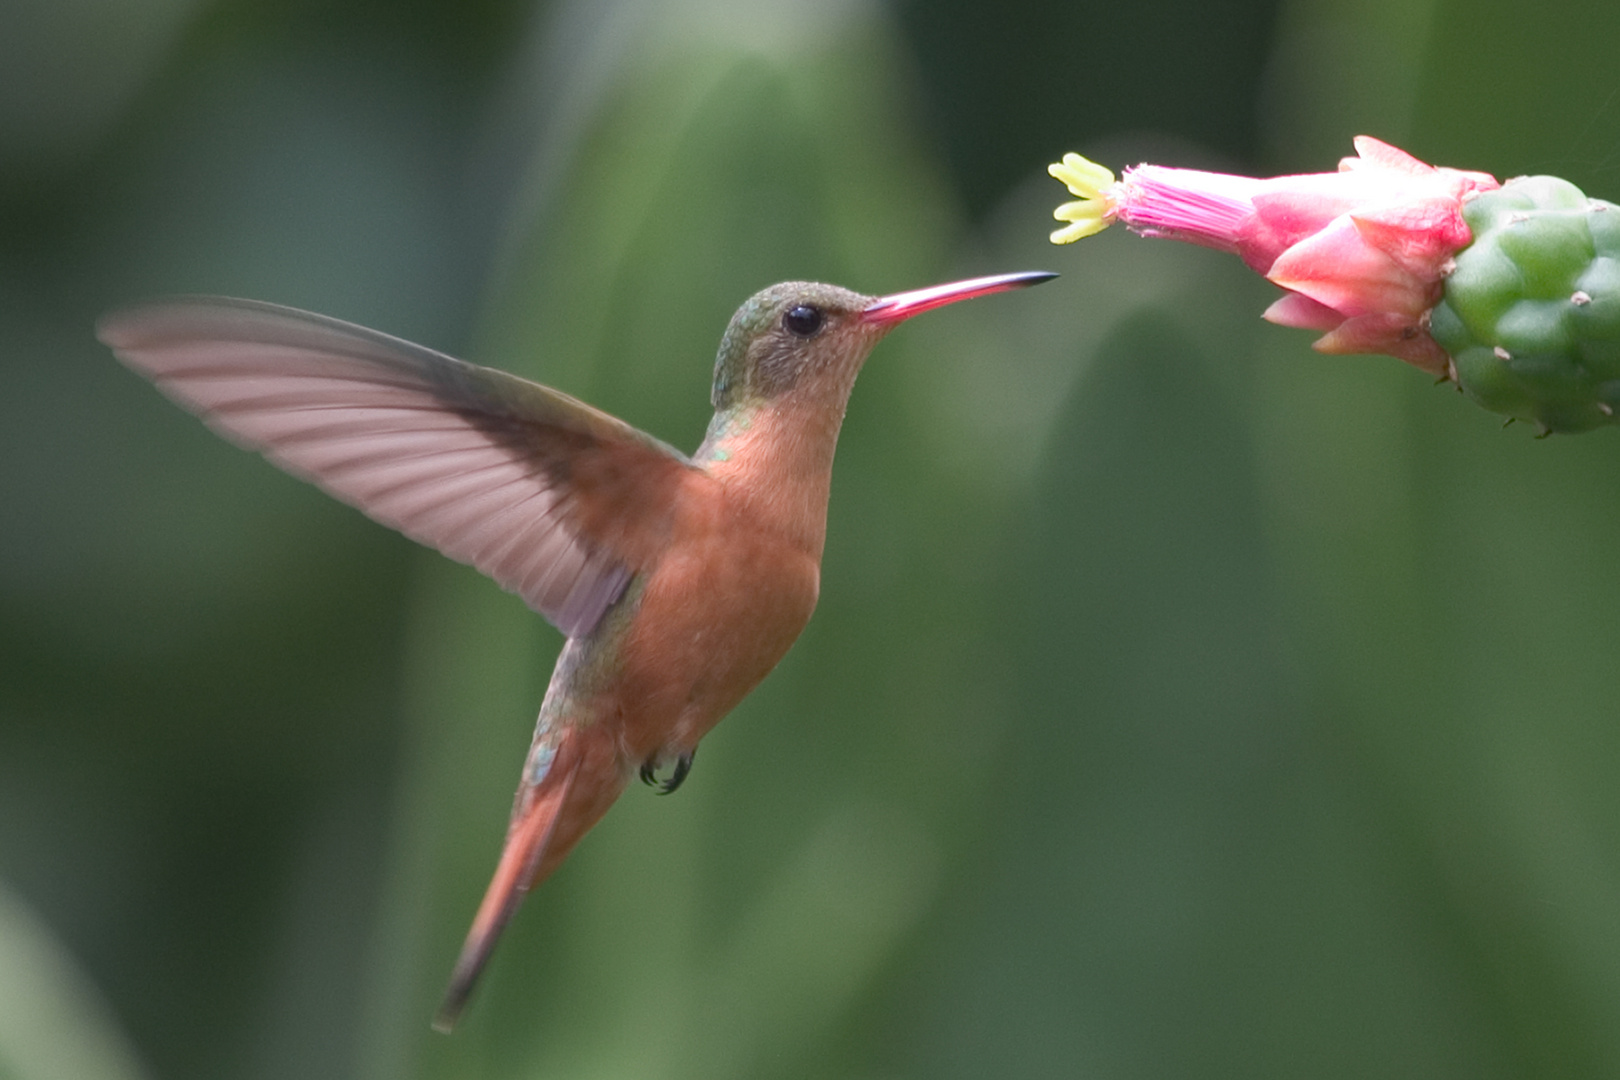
[608,468,822,762]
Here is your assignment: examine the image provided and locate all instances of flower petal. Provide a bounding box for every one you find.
[1262,292,1346,331]
[1344,136,1435,176]
[1266,215,1434,316]
[1313,313,1451,375]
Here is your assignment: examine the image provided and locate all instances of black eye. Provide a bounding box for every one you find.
[782,304,824,338]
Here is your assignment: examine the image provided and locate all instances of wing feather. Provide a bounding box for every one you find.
[98,296,695,638]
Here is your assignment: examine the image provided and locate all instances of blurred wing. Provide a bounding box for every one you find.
[98,296,697,638]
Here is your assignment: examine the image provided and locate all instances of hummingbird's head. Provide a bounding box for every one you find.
[709,282,883,412]
[709,271,1058,413]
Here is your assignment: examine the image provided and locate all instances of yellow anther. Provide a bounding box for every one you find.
[1047,153,1118,244]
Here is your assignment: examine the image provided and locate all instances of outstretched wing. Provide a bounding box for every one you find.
[99,297,697,639]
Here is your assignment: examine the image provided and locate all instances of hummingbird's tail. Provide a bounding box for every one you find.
[432,726,625,1032]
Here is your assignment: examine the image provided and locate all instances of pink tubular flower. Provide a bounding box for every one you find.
[1049,137,1500,374]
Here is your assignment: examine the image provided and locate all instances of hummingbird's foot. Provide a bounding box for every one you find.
[639,749,696,795]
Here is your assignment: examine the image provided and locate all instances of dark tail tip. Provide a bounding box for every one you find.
[431,981,469,1034]
[431,923,503,1034]
[431,1002,463,1035]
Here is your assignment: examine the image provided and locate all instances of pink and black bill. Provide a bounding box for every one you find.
[862,270,1059,324]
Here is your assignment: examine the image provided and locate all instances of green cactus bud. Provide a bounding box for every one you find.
[1430,176,1620,432]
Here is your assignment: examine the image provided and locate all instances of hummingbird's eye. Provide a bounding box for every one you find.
[781,304,825,338]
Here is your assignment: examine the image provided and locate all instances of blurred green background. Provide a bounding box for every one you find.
[4,0,1620,1077]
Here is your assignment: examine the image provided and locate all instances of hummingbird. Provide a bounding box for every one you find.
[96,269,1056,1029]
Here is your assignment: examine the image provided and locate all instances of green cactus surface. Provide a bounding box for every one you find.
[1430,176,1620,433]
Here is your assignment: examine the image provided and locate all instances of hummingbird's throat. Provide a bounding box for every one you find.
[697,405,756,464]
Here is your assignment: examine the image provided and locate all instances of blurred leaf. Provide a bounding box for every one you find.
[1415,0,1620,193]
[0,0,198,179]
[0,879,149,1080]
[905,310,1507,1079]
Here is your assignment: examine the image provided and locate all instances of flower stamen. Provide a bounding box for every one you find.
[1048,153,1119,244]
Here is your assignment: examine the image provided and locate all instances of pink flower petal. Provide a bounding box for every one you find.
[1262,292,1346,332]
[1313,313,1452,375]
[1267,216,1434,317]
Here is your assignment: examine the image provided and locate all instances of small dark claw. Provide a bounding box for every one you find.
[640,749,696,795]
[659,751,695,795]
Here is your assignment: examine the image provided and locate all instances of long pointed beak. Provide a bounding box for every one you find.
[862,270,1058,325]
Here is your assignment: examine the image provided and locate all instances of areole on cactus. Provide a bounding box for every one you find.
[1050,137,1620,434]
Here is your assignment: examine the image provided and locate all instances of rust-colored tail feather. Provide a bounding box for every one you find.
[433,752,581,1032]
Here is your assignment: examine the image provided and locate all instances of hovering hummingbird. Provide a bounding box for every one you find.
[97,269,1055,1028]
